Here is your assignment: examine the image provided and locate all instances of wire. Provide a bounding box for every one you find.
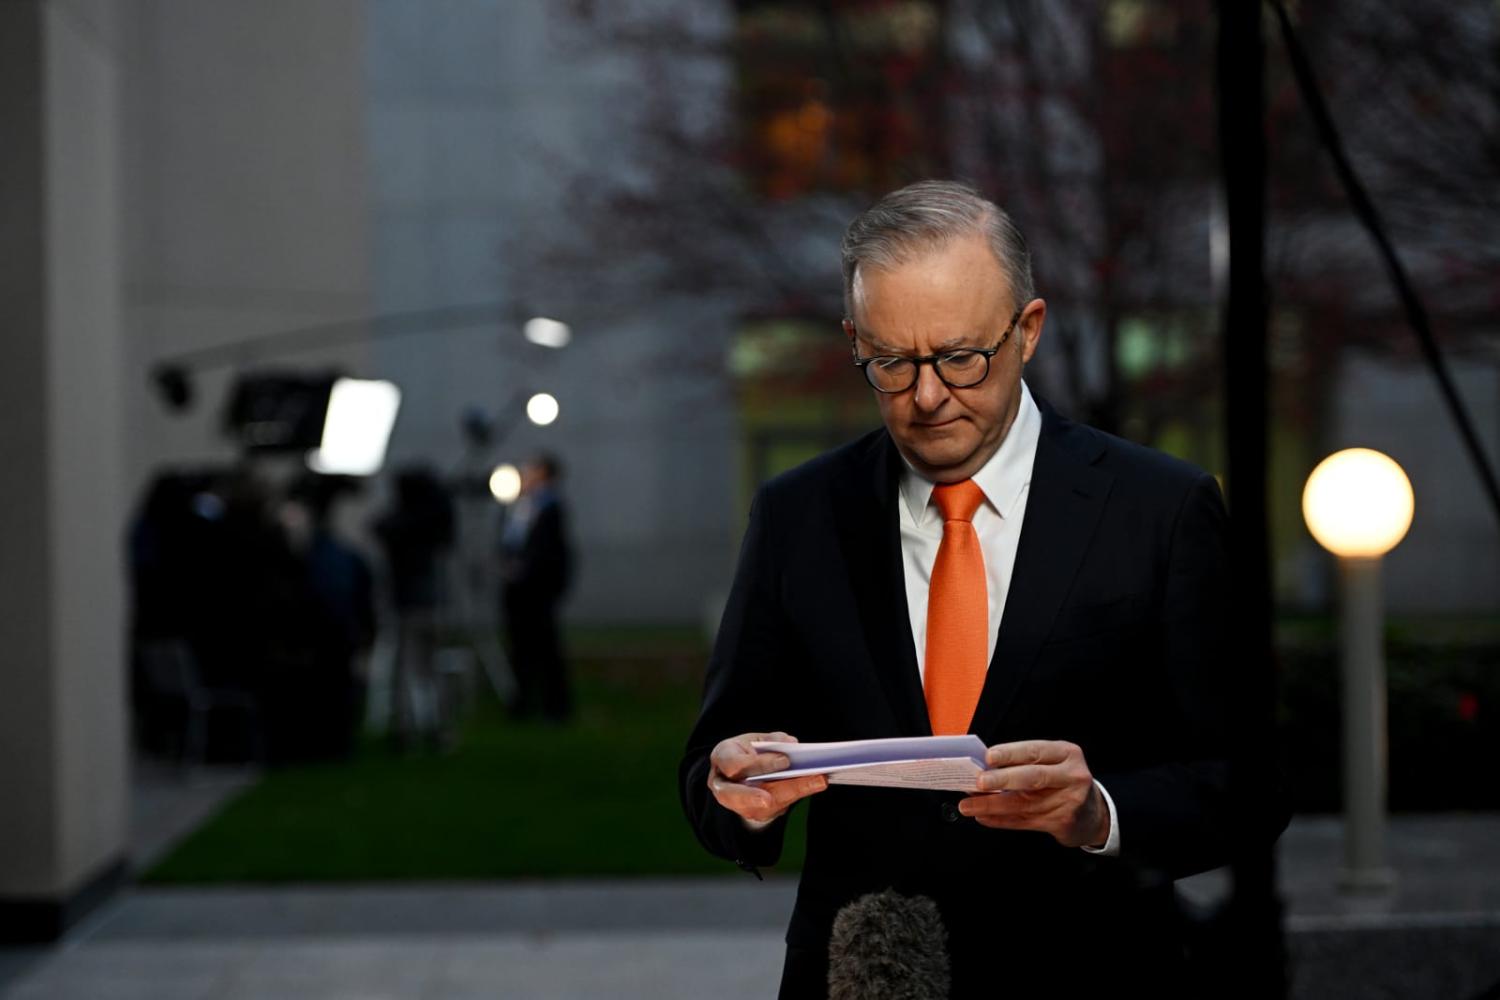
[154,302,512,372]
[1267,0,1500,531]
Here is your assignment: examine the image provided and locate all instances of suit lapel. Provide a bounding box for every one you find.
[832,432,932,737]
[969,405,1113,737]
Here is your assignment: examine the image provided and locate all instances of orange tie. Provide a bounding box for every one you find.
[924,479,988,736]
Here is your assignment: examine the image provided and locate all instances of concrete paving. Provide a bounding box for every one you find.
[3,814,1499,999]
[128,758,261,874]
[1,879,797,1000]
[1273,814,1500,999]
[0,931,789,1000]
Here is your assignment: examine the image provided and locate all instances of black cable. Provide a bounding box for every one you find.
[1267,0,1500,531]
[154,301,512,372]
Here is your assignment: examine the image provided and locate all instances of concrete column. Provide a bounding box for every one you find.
[0,0,129,941]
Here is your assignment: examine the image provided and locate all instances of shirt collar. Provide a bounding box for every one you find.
[898,379,1042,525]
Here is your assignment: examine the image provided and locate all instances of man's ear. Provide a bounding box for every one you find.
[842,318,858,353]
[1018,298,1046,365]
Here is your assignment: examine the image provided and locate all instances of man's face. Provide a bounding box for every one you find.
[846,231,1045,484]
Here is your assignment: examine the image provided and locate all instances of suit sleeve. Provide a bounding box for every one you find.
[679,489,796,872]
[1094,473,1288,880]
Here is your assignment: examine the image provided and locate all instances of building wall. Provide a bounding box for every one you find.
[364,0,740,626]
[0,0,61,901]
[1324,352,1500,614]
[44,0,130,898]
[0,0,128,903]
[12,0,376,898]
[119,0,371,507]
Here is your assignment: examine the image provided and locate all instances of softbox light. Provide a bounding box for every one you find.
[306,377,401,477]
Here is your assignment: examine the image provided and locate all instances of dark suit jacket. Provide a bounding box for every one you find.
[680,400,1288,998]
[501,493,572,603]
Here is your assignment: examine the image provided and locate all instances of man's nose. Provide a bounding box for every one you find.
[912,362,950,412]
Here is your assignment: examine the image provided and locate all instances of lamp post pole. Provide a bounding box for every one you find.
[1303,446,1412,894]
[1339,555,1395,890]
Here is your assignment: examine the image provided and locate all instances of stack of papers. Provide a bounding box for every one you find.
[745,735,988,792]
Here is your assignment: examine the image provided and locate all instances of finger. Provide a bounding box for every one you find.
[965,790,1073,826]
[716,750,791,781]
[713,734,796,780]
[972,812,1038,831]
[711,780,783,822]
[713,774,826,822]
[958,792,1033,819]
[742,731,795,750]
[761,774,829,807]
[961,790,1076,828]
[961,799,1037,830]
[976,763,1065,793]
[985,740,1071,769]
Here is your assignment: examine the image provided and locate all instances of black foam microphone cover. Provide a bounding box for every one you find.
[827,888,951,1000]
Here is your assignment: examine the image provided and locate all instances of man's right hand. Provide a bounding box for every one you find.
[708,732,829,827]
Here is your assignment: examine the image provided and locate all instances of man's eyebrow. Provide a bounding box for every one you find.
[933,334,977,350]
[860,336,901,354]
[851,327,894,353]
[859,332,982,354]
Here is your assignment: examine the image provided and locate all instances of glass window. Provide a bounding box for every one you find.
[736,1,947,198]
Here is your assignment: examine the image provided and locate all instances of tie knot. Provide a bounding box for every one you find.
[932,479,985,523]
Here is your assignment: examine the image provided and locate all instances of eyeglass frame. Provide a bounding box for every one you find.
[844,306,1027,393]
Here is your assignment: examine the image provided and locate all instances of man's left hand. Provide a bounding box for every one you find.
[959,740,1110,849]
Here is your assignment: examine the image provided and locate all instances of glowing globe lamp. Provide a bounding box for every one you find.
[1302,448,1413,559]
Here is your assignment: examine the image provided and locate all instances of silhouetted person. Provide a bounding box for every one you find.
[127,466,281,763]
[283,474,376,759]
[374,466,456,749]
[501,454,574,722]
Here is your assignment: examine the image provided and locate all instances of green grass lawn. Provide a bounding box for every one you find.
[145,629,808,883]
[146,615,1498,882]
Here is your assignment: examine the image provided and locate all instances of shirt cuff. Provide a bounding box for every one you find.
[741,815,775,832]
[1080,779,1120,856]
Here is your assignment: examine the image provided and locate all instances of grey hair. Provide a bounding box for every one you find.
[840,180,1035,318]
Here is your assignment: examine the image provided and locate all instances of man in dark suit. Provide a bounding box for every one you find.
[501,453,574,722]
[680,182,1286,997]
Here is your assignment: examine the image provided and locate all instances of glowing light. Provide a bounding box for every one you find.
[489,463,522,504]
[306,378,401,476]
[526,392,559,426]
[524,317,571,349]
[1302,448,1414,558]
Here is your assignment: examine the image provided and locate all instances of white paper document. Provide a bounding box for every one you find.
[745,735,988,793]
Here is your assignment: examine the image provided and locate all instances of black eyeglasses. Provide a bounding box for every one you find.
[848,307,1025,393]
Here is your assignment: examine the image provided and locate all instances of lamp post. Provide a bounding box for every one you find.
[1302,447,1414,892]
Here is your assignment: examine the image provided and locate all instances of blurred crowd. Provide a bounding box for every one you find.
[127,457,572,768]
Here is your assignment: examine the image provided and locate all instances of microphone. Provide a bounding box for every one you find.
[827,888,950,1000]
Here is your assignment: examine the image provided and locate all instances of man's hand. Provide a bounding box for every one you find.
[958,740,1110,849]
[708,732,829,827]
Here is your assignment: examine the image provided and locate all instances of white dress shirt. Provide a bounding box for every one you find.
[897,380,1120,857]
